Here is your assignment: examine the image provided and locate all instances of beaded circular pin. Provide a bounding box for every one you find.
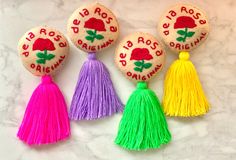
[114,32,171,150]
[67,3,123,120]
[17,26,70,145]
[158,4,210,117]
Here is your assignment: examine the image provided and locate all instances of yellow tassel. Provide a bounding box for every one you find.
[163,51,210,117]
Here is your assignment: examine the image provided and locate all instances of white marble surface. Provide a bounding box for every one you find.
[0,0,236,159]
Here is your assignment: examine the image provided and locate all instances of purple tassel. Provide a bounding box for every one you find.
[69,52,123,120]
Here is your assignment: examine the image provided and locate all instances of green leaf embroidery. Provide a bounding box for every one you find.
[86,36,93,40]
[86,36,94,42]
[176,37,184,42]
[134,61,142,67]
[134,67,142,72]
[143,63,152,69]
[46,54,55,60]
[36,58,46,64]
[177,30,186,35]
[86,30,95,35]
[187,31,195,37]
[36,52,45,58]
[95,34,104,40]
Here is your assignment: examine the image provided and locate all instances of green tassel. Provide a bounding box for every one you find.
[115,82,171,150]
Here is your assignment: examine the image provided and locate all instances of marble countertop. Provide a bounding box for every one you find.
[0,0,236,159]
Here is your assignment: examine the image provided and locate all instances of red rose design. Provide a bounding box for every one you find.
[33,38,55,51]
[174,16,197,29]
[84,18,106,43]
[130,48,153,60]
[84,17,106,31]
[32,38,56,64]
[130,48,153,72]
[174,16,196,42]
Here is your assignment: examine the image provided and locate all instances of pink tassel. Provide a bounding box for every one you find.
[17,75,70,145]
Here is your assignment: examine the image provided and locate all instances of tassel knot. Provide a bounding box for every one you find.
[179,51,190,60]
[88,52,97,60]
[137,82,147,89]
[41,75,52,84]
